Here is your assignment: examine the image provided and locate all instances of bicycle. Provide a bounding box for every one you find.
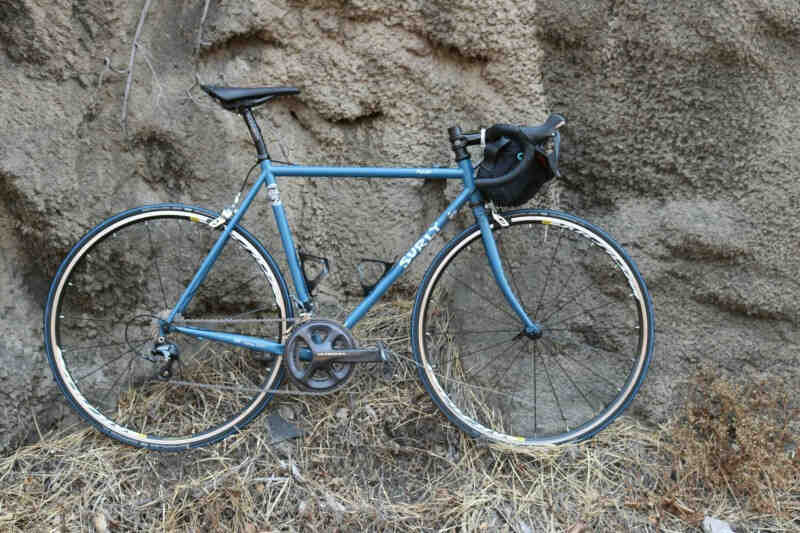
[43,85,654,451]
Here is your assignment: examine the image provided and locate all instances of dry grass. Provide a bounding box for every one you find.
[1,302,797,532]
[633,370,800,532]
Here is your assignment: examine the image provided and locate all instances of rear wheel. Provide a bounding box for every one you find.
[411,209,654,446]
[43,204,292,450]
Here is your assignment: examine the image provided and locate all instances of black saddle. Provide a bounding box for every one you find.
[201,85,300,111]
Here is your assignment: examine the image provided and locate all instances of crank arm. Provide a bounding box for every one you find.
[314,344,388,363]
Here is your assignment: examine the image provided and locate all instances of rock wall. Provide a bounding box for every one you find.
[1,0,798,449]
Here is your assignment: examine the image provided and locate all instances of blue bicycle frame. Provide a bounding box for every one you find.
[165,157,542,356]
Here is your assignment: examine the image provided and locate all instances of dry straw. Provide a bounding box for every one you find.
[1,301,796,532]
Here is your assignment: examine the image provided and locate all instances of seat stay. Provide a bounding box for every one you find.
[166,166,269,324]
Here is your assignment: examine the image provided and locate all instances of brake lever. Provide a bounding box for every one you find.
[547,131,562,178]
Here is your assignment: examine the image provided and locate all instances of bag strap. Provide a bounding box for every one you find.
[480,136,511,174]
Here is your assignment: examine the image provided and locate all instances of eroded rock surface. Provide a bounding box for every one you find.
[1,0,798,449]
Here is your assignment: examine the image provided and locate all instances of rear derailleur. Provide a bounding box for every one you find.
[150,338,180,380]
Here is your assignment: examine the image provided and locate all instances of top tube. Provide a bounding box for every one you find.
[270,165,464,179]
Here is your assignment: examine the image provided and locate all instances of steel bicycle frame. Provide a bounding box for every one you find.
[165,158,541,355]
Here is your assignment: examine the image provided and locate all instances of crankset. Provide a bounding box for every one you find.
[283,319,388,393]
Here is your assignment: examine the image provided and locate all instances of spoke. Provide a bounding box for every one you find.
[542,300,621,329]
[434,372,541,409]
[480,339,525,408]
[429,302,516,329]
[533,228,563,321]
[537,235,582,323]
[230,305,281,319]
[540,344,568,432]
[212,274,262,303]
[559,339,635,363]
[61,337,151,353]
[181,306,283,323]
[71,347,148,383]
[442,269,519,323]
[548,343,597,412]
[543,325,635,333]
[170,217,206,280]
[58,315,137,324]
[145,220,169,310]
[540,337,621,391]
[429,336,520,367]
[538,277,599,325]
[82,245,150,302]
[99,357,137,409]
[459,336,522,383]
[427,326,520,338]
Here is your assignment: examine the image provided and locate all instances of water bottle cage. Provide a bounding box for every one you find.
[299,252,330,295]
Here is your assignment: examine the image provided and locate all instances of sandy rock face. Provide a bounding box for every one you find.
[1,0,798,449]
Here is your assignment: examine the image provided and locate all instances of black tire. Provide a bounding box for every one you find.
[43,204,292,450]
[411,209,654,446]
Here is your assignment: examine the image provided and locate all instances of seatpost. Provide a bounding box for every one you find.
[241,107,269,161]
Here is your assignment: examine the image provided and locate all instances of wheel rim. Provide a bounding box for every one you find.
[416,212,652,446]
[47,209,288,447]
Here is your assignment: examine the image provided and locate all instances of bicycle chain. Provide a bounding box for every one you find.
[162,350,406,397]
[162,379,358,396]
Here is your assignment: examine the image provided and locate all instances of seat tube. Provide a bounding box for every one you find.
[262,161,312,308]
[472,204,542,336]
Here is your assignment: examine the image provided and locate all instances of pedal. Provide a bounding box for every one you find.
[299,252,330,294]
[357,258,394,296]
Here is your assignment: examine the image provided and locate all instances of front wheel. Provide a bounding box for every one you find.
[411,209,654,446]
[43,204,292,450]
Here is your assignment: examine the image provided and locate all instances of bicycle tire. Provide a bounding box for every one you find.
[43,204,292,450]
[411,209,654,446]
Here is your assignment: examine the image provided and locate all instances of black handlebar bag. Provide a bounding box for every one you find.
[476,136,555,207]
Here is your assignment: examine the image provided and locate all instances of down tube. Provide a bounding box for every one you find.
[344,186,475,329]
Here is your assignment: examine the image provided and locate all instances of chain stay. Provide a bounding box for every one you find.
[159,346,409,397]
[173,317,297,324]
[164,316,412,396]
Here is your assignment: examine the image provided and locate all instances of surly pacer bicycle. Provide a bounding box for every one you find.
[44,85,654,450]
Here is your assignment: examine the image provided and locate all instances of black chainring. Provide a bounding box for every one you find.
[283,319,357,393]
